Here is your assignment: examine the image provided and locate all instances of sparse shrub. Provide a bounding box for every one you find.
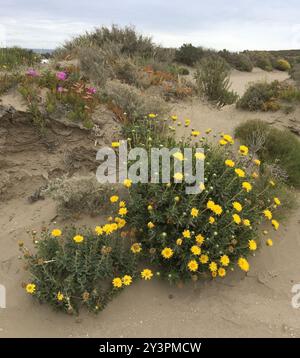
[248,52,273,71]
[0,47,39,70]
[112,57,138,85]
[0,73,20,95]
[235,119,300,187]
[175,44,204,66]
[177,67,190,75]
[21,225,137,314]
[195,55,238,107]
[290,63,300,85]
[219,50,253,72]
[275,59,291,71]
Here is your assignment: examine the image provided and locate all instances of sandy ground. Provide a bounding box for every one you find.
[1,68,300,338]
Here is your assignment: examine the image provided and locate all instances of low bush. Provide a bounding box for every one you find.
[0,47,39,70]
[235,119,300,188]
[290,63,300,85]
[175,44,204,66]
[195,55,238,107]
[275,59,291,71]
[248,52,273,71]
[219,50,253,72]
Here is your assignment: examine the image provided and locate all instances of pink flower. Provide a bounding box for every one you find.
[57,86,64,93]
[26,68,38,77]
[56,71,67,81]
[86,87,97,94]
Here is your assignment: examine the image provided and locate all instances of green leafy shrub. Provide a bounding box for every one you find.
[0,73,20,95]
[0,47,39,70]
[22,225,137,314]
[235,119,300,188]
[275,59,291,71]
[175,44,204,66]
[219,50,253,72]
[112,57,139,85]
[248,52,273,71]
[195,55,238,107]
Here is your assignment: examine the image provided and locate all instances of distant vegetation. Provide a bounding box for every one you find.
[0,47,39,70]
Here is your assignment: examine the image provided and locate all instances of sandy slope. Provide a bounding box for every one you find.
[0,68,300,338]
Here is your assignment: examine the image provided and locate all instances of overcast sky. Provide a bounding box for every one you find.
[0,0,300,51]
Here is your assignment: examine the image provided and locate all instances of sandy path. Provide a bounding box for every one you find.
[0,68,300,338]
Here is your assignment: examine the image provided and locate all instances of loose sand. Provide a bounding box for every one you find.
[0,68,300,338]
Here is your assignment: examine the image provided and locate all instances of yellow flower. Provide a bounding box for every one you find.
[174,172,183,181]
[248,239,257,251]
[147,205,153,211]
[274,197,281,206]
[263,209,272,220]
[252,171,259,179]
[57,292,64,301]
[123,178,132,188]
[161,247,174,259]
[51,229,62,237]
[235,168,245,178]
[219,139,228,145]
[176,238,183,246]
[141,269,153,280]
[122,275,132,286]
[269,180,276,187]
[184,118,191,127]
[116,218,126,229]
[173,152,184,161]
[232,214,241,224]
[233,201,243,212]
[191,130,200,137]
[119,201,126,207]
[205,128,212,134]
[174,196,180,202]
[209,216,215,224]
[218,267,226,277]
[220,255,230,267]
[209,261,218,272]
[25,283,36,294]
[213,204,223,216]
[199,254,209,264]
[253,159,261,166]
[102,223,117,235]
[171,115,178,121]
[148,113,157,118]
[195,152,205,160]
[73,235,84,243]
[111,142,120,148]
[131,243,142,253]
[242,182,252,192]
[199,182,205,191]
[195,234,204,245]
[147,222,155,229]
[119,207,128,216]
[212,271,217,278]
[182,229,191,238]
[243,219,251,227]
[223,134,234,144]
[225,159,235,167]
[191,207,199,218]
[112,277,123,288]
[239,145,249,155]
[187,260,198,272]
[272,219,279,231]
[95,226,103,235]
[110,195,119,203]
[238,257,250,272]
[207,200,215,210]
[266,239,273,247]
[191,245,201,256]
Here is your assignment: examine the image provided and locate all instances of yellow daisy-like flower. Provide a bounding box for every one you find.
[119,201,126,208]
[173,152,184,161]
[274,197,281,206]
[187,260,198,272]
[233,201,242,212]
[199,254,209,264]
[243,219,251,227]
[191,130,200,137]
[220,255,230,267]
[263,209,272,220]
[207,200,215,210]
[25,283,36,294]
[191,245,201,256]
[252,171,259,179]
[119,207,128,216]
[209,261,218,272]
[73,235,84,243]
[102,223,117,235]
[147,222,155,229]
[225,159,235,167]
[242,181,252,192]
[174,172,183,181]
[219,139,228,145]
[199,182,205,191]
[266,239,273,247]
[141,269,153,280]
[238,257,250,272]
[213,204,223,216]
[171,115,178,121]
[209,216,215,224]
[110,195,119,203]
[195,152,205,160]
[95,226,103,235]
[239,145,249,156]
[271,219,279,231]
[232,214,241,224]
[184,118,191,127]
[176,238,183,246]
[195,234,204,245]
[111,141,120,148]
[269,180,276,187]
[122,275,132,286]
[57,291,64,301]
[131,243,142,254]
[147,205,153,211]
[218,267,226,277]
[112,277,123,288]
[148,113,157,118]
[51,229,62,237]
[182,229,191,238]
[191,207,199,218]
[248,239,257,251]
[161,247,174,259]
[123,178,132,188]
[223,134,234,144]
[235,168,245,178]
[116,218,126,229]
[253,159,261,166]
